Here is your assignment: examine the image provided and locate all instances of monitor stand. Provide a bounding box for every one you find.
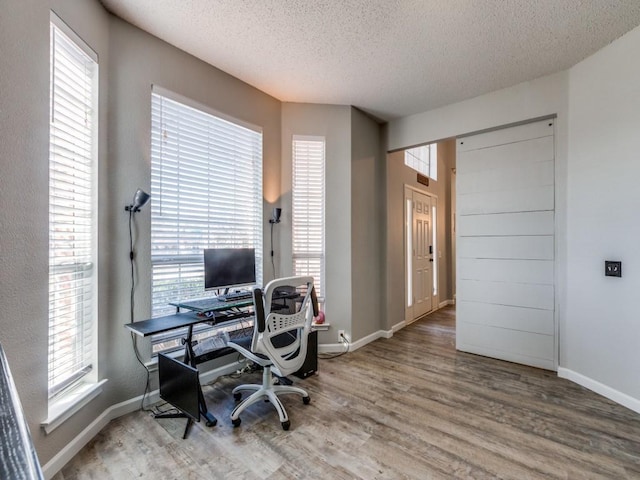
[154,411,195,439]
[156,325,218,439]
[154,385,216,439]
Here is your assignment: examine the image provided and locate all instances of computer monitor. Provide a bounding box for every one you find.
[204,248,256,291]
[158,353,200,421]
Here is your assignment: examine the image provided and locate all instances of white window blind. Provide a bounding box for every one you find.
[151,90,263,319]
[405,143,437,180]
[292,136,325,301]
[48,19,98,398]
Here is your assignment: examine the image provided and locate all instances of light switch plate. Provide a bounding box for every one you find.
[605,261,622,277]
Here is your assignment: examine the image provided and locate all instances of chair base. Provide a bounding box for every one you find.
[231,365,309,430]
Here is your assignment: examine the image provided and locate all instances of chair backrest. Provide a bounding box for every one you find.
[251,276,316,376]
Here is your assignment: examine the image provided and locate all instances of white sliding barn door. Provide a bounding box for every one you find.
[456,119,556,370]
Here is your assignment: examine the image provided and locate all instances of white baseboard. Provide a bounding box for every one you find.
[318,343,347,353]
[349,330,385,351]
[318,323,401,354]
[42,395,140,479]
[558,367,640,415]
[439,299,454,309]
[391,320,406,334]
[42,360,243,479]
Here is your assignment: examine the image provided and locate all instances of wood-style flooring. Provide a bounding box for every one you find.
[53,307,640,479]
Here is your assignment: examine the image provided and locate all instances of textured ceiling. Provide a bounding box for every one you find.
[100,0,640,121]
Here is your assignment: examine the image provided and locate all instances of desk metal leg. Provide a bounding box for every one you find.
[199,387,217,427]
[183,417,193,439]
[152,411,193,439]
[184,325,218,428]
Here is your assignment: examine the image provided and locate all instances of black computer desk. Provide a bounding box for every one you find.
[125,293,300,429]
[126,297,256,429]
[127,298,255,363]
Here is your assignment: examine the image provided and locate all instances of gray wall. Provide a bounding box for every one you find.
[350,108,385,340]
[281,103,352,344]
[1,0,50,463]
[280,104,387,344]
[1,0,111,465]
[565,24,640,403]
[106,16,282,403]
[0,0,282,466]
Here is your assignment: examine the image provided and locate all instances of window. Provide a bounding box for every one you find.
[48,18,98,398]
[292,136,325,301]
[150,88,263,330]
[404,143,437,180]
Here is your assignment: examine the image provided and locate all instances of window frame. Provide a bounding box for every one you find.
[47,12,99,400]
[404,143,437,180]
[291,135,326,303]
[149,87,264,353]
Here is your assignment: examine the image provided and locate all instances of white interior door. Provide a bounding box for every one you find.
[406,188,433,321]
[456,119,556,370]
[413,193,432,317]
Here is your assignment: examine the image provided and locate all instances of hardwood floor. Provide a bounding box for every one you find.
[54,307,640,479]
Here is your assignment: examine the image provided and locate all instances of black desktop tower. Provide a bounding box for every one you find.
[294,330,318,379]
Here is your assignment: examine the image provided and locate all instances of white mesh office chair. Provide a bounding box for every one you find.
[227,275,317,430]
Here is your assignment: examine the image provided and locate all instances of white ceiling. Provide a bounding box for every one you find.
[100,0,640,121]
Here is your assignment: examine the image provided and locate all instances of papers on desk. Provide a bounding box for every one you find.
[192,331,230,356]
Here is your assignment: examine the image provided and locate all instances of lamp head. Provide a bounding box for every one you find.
[125,188,150,213]
[269,207,282,224]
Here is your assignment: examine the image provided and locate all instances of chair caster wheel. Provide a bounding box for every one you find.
[303,396,311,405]
[232,417,241,427]
[234,392,242,401]
[281,420,290,431]
[206,418,217,427]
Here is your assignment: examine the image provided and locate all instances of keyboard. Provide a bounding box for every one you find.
[172,292,254,312]
[178,297,221,311]
[218,291,253,302]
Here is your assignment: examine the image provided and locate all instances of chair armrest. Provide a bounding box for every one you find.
[253,287,266,333]
[227,340,272,368]
[311,286,319,317]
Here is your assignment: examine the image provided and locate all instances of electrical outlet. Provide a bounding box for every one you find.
[338,330,345,341]
[605,260,622,277]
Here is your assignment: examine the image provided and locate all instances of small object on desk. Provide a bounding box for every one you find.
[174,296,224,312]
[171,293,255,312]
[218,291,253,302]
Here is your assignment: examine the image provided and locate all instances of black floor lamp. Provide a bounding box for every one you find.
[125,188,151,409]
[269,207,282,278]
[125,188,151,322]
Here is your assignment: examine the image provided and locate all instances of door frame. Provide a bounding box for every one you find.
[404,185,439,325]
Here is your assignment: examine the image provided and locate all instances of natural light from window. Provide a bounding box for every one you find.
[404,143,437,180]
[48,18,98,399]
[150,89,263,352]
[292,136,326,303]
